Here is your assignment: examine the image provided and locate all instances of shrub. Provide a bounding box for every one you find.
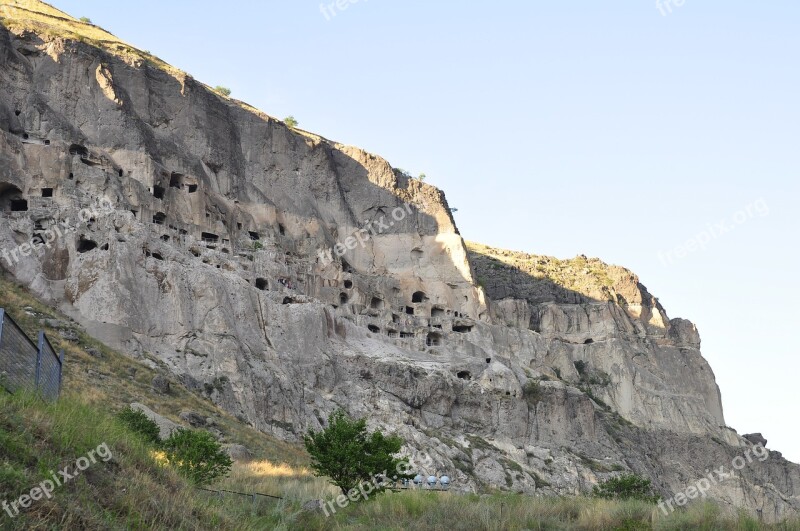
[162,429,233,486]
[116,407,160,445]
[303,409,413,495]
[214,86,232,97]
[418,173,427,182]
[79,17,92,23]
[284,116,298,129]
[592,474,660,503]
[523,380,543,405]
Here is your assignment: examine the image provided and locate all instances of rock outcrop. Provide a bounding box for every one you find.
[0,1,797,522]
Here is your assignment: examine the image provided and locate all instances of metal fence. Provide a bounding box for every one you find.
[0,308,64,400]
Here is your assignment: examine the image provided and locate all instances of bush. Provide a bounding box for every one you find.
[162,429,233,486]
[284,116,298,129]
[304,409,413,495]
[116,407,160,445]
[592,474,660,503]
[79,17,92,23]
[523,380,543,405]
[214,86,232,97]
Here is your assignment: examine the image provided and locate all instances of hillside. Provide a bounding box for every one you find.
[0,0,799,526]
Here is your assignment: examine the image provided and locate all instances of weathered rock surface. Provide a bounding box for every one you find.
[0,1,798,522]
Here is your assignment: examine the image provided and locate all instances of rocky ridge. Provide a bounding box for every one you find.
[0,0,797,522]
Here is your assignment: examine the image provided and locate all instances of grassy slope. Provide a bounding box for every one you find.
[2,275,799,531]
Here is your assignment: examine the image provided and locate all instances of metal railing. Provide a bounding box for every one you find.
[0,308,64,400]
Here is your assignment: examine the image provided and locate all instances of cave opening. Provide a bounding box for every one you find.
[256,278,269,291]
[77,236,98,253]
[412,291,427,303]
[426,332,442,347]
[169,172,183,189]
[69,144,89,157]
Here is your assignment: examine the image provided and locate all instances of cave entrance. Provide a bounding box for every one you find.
[68,144,89,158]
[153,212,166,225]
[169,172,184,189]
[256,278,269,291]
[412,291,428,303]
[201,232,219,243]
[77,236,98,253]
[0,183,26,212]
[426,332,442,347]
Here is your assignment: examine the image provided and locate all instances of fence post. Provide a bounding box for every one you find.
[0,309,5,347]
[35,331,45,392]
[57,350,65,397]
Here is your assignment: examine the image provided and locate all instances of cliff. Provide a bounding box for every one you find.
[0,0,797,521]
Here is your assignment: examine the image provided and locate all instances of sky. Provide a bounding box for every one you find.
[48,0,799,463]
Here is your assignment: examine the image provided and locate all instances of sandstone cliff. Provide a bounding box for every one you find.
[0,0,797,521]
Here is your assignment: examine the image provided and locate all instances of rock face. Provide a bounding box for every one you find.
[0,1,798,522]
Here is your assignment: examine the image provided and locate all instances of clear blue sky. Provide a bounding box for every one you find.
[50,1,799,462]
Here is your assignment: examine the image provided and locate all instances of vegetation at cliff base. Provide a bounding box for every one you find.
[303,410,413,495]
[593,474,661,504]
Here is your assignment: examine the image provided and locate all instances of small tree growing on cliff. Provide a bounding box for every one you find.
[284,116,298,130]
[214,86,232,97]
[304,410,413,495]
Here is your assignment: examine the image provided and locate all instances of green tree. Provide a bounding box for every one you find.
[592,474,660,503]
[162,429,233,486]
[304,410,413,495]
[418,173,427,182]
[284,116,298,129]
[214,86,232,97]
[116,407,161,445]
[79,17,92,23]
